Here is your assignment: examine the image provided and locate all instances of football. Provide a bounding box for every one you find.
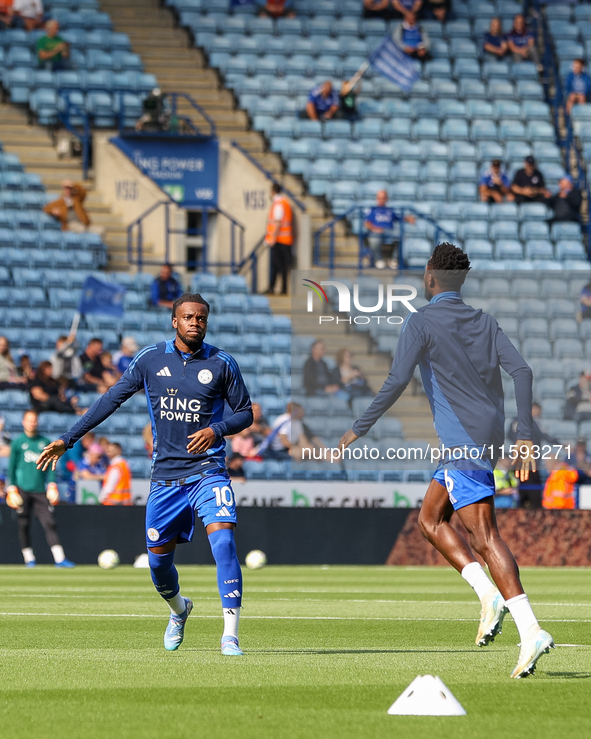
[245,549,267,570]
[97,550,120,570]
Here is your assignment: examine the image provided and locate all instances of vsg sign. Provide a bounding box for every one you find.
[302,278,417,326]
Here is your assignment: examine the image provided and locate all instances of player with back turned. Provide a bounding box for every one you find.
[339,243,554,679]
[38,293,253,656]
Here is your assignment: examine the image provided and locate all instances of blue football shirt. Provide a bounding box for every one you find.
[307,85,339,116]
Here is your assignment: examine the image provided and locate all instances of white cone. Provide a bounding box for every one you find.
[133,553,150,568]
[387,675,467,716]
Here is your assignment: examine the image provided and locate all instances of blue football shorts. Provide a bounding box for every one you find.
[145,471,237,548]
[432,458,495,511]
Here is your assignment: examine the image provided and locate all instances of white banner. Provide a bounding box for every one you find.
[76,479,426,508]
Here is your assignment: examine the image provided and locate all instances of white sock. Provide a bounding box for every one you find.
[22,547,35,564]
[223,607,240,639]
[461,562,497,603]
[51,545,65,564]
[166,592,187,616]
[506,594,539,641]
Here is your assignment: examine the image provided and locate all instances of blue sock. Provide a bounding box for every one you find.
[148,550,180,601]
[208,528,242,608]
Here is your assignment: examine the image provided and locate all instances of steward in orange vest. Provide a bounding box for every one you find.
[265,183,293,296]
[542,462,578,509]
[100,442,132,506]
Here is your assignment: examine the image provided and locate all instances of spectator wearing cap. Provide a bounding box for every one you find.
[112,336,139,375]
[483,17,508,59]
[578,280,591,322]
[506,14,540,67]
[565,58,591,116]
[43,180,90,231]
[304,81,339,122]
[479,160,514,203]
[364,189,416,269]
[511,156,550,204]
[546,175,582,227]
[36,19,69,70]
[254,0,295,17]
[392,12,431,60]
[150,263,183,309]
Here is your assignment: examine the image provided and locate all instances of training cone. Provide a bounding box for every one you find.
[387,675,467,716]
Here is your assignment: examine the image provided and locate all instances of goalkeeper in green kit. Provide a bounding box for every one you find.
[5,410,75,568]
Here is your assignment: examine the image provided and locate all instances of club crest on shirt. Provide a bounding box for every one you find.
[147,528,160,542]
[198,369,213,384]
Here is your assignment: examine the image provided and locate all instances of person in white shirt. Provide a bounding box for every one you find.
[11,0,44,30]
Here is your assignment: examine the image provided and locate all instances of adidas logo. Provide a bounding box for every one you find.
[225,590,242,598]
[216,506,231,517]
[156,366,172,377]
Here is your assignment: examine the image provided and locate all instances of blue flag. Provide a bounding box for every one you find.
[369,35,421,92]
[79,276,126,317]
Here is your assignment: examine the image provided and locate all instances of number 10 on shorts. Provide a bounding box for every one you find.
[213,485,234,508]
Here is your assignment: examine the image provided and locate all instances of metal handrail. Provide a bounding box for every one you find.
[117,91,217,138]
[313,204,456,272]
[230,140,307,212]
[57,90,91,179]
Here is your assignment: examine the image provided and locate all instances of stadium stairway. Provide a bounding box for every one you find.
[0,101,147,270]
[96,0,358,265]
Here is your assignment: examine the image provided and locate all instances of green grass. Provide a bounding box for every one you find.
[0,566,589,739]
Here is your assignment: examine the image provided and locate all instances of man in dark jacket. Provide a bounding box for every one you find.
[546,175,582,227]
[302,341,339,396]
[150,264,183,309]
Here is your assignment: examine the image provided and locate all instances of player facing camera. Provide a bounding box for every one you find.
[170,293,210,354]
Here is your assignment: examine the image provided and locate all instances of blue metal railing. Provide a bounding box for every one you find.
[313,205,455,272]
[57,90,91,179]
[127,199,246,272]
[117,91,217,138]
[230,140,306,212]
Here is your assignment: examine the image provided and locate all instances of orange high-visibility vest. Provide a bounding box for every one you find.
[542,467,578,510]
[265,195,293,246]
[102,458,132,506]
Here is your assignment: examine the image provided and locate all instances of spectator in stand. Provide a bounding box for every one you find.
[36,19,69,70]
[76,443,107,481]
[0,337,26,388]
[30,361,78,414]
[43,180,90,231]
[50,334,82,384]
[10,0,44,30]
[0,0,12,28]
[391,0,422,21]
[227,453,246,482]
[303,340,340,396]
[364,189,416,269]
[0,415,11,458]
[542,457,578,509]
[150,263,183,309]
[479,159,514,203]
[249,402,269,445]
[259,403,325,461]
[338,77,362,122]
[578,280,591,321]
[564,371,591,420]
[112,336,139,375]
[335,349,373,404]
[506,14,540,67]
[423,0,450,22]
[99,442,132,506]
[482,17,508,59]
[305,81,339,122]
[362,0,392,20]
[100,351,121,385]
[17,355,35,384]
[393,12,431,60]
[264,183,293,296]
[565,59,591,116]
[255,0,295,17]
[80,338,117,393]
[546,175,582,228]
[511,156,550,204]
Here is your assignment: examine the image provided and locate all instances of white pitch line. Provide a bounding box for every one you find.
[0,612,589,624]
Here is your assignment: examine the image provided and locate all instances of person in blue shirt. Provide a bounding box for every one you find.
[565,58,591,115]
[305,81,339,121]
[392,12,431,60]
[37,293,254,658]
[364,189,416,269]
[479,159,514,203]
[338,243,554,679]
[506,13,540,66]
[150,263,183,309]
[482,17,508,59]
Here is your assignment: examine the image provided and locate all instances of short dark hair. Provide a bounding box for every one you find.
[428,242,471,291]
[271,183,282,195]
[109,441,122,453]
[574,58,586,66]
[88,337,103,345]
[172,293,211,318]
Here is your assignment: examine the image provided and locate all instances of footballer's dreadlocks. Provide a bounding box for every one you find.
[428,242,471,292]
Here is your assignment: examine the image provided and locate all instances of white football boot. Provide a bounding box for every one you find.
[476,588,508,647]
[511,626,555,679]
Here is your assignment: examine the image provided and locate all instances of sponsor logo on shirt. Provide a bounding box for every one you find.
[159,395,202,422]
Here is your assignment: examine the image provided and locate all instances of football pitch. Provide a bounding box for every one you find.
[0,566,589,739]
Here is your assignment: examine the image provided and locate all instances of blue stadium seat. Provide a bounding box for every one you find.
[465,239,493,258]
[525,240,554,260]
[441,118,469,140]
[551,222,582,241]
[521,221,550,241]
